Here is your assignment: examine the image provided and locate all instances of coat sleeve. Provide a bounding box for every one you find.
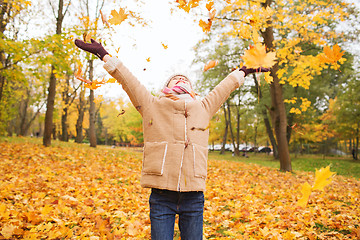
[103,57,153,115]
[201,70,245,118]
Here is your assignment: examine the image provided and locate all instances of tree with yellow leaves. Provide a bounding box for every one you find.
[176,0,359,171]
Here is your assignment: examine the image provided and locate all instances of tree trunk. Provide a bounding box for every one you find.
[227,100,238,156]
[60,75,72,141]
[235,94,241,156]
[43,65,57,146]
[75,85,86,143]
[19,93,30,136]
[43,0,65,147]
[0,1,9,103]
[262,108,278,158]
[88,59,96,147]
[220,105,229,155]
[262,0,292,171]
[61,107,69,141]
[253,70,278,158]
[355,123,359,160]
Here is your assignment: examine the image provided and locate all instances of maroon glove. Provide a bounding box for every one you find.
[74,39,109,60]
[240,66,270,77]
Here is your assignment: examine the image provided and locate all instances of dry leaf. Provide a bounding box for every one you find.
[297,182,312,208]
[206,1,214,11]
[203,60,219,72]
[108,8,128,25]
[242,43,277,68]
[199,19,212,32]
[161,42,168,49]
[318,44,346,70]
[100,10,110,28]
[312,165,335,191]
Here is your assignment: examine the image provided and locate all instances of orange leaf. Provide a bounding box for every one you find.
[199,19,212,33]
[82,32,92,42]
[161,42,168,49]
[146,57,151,62]
[318,44,345,70]
[108,8,128,25]
[203,60,219,72]
[206,1,214,11]
[242,43,277,68]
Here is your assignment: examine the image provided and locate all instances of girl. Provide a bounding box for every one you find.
[75,39,268,240]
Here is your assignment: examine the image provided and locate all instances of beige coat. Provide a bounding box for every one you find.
[104,57,244,192]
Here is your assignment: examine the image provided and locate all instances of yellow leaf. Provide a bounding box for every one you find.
[41,205,53,216]
[242,43,277,68]
[106,78,117,83]
[312,165,335,191]
[264,72,273,84]
[297,182,312,208]
[146,57,151,62]
[83,32,92,42]
[108,8,128,25]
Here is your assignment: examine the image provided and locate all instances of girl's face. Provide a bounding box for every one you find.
[167,75,191,89]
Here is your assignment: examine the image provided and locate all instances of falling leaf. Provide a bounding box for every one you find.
[100,10,110,28]
[75,64,83,78]
[242,43,277,68]
[312,166,335,191]
[108,8,128,25]
[83,32,92,42]
[115,47,120,53]
[203,60,219,72]
[297,182,312,208]
[117,110,125,117]
[199,19,212,33]
[106,78,117,83]
[146,57,151,62]
[206,1,214,11]
[161,42,168,49]
[84,79,106,90]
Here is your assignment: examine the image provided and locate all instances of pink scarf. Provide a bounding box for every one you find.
[161,82,196,101]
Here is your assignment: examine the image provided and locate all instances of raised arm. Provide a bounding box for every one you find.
[201,66,269,118]
[74,39,153,115]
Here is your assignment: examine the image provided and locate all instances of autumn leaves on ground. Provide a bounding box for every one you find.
[0,140,359,239]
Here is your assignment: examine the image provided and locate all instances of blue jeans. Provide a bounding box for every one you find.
[149,188,204,240]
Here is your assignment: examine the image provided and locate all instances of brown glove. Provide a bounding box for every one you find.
[74,39,109,60]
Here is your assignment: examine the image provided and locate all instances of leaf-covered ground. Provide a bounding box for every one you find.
[0,141,359,239]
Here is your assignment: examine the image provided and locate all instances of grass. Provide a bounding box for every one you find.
[1,136,359,179]
[208,150,360,179]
